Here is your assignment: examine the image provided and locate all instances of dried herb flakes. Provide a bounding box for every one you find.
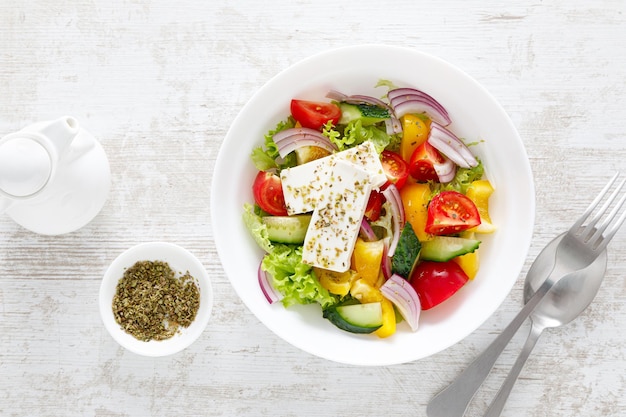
[112,260,200,342]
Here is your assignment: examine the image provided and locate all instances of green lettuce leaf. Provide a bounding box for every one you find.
[251,148,278,172]
[261,245,337,308]
[321,120,341,144]
[242,203,273,253]
[245,203,336,308]
[375,79,399,91]
[329,120,392,153]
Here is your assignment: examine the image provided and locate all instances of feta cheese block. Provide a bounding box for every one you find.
[280,141,386,215]
[301,160,372,272]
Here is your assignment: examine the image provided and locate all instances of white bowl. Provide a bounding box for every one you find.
[99,242,213,356]
[211,45,535,366]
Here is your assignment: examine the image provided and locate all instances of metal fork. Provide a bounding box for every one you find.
[426,173,626,417]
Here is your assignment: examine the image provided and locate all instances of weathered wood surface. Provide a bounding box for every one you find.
[1,1,625,416]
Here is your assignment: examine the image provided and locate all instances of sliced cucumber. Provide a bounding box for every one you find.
[262,215,311,244]
[420,236,481,262]
[391,222,422,279]
[338,102,390,126]
[323,302,383,334]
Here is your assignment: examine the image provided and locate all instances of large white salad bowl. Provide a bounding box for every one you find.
[211,45,534,366]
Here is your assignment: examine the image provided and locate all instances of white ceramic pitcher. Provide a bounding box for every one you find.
[0,116,111,235]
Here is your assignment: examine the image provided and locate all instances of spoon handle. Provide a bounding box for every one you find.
[426,280,551,417]
[483,323,544,417]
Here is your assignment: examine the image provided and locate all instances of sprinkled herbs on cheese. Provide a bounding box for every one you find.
[281,141,385,215]
[281,142,384,272]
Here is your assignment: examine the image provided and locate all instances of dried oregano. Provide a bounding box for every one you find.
[112,260,200,341]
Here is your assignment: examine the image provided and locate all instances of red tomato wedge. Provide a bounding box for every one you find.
[425,190,481,235]
[290,100,341,130]
[364,190,383,222]
[380,150,409,189]
[410,260,469,310]
[409,142,445,182]
[252,171,288,216]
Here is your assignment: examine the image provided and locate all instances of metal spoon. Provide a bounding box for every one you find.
[426,233,587,417]
[428,174,624,417]
[482,233,608,417]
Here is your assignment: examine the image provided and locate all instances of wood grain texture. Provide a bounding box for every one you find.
[1,0,625,416]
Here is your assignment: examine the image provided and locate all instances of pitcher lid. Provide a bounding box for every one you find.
[0,137,51,197]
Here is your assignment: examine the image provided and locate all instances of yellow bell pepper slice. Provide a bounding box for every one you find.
[453,231,480,279]
[466,179,496,234]
[454,250,479,280]
[350,278,384,303]
[400,182,432,242]
[351,238,385,286]
[374,298,397,338]
[399,114,431,162]
[314,268,357,296]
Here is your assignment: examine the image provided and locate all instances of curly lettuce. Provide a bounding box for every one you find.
[375,79,399,91]
[242,203,273,253]
[261,245,336,308]
[243,204,336,308]
[325,119,394,154]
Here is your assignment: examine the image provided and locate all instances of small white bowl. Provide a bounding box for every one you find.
[99,242,213,356]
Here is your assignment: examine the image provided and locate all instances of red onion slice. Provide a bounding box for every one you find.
[381,184,405,257]
[427,122,478,169]
[326,89,348,102]
[359,218,378,242]
[380,274,421,331]
[258,261,282,304]
[381,240,392,280]
[390,96,451,127]
[273,127,338,158]
[382,184,405,225]
[388,87,448,114]
[433,157,457,183]
[384,117,403,135]
[388,88,451,126]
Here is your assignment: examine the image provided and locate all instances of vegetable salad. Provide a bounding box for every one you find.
[243,82,495,338]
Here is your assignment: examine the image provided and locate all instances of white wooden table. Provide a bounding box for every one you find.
[1,1,625,416]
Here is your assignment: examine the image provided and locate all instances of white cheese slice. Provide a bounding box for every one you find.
[280,141,386,215]
[337,141,387,188]
[301,160,372,272]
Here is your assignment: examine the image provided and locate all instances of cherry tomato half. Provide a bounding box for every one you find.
[380,150,409,189]
[425,191,481,235]
[410,260,469,310]
[252,171,288,216]
[409,142,445,182]
[364,190,383,222]
[290,99,341,130]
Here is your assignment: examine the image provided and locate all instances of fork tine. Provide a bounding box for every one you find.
[591,190,626,253]
[571,172,619,234]
[581,177,626,241]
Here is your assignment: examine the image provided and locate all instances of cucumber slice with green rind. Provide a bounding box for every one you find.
[262,215,311,244]
[392,222,422,278]
[420,236,481,262]
[323,302,383,334]
[338,102,390,126]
